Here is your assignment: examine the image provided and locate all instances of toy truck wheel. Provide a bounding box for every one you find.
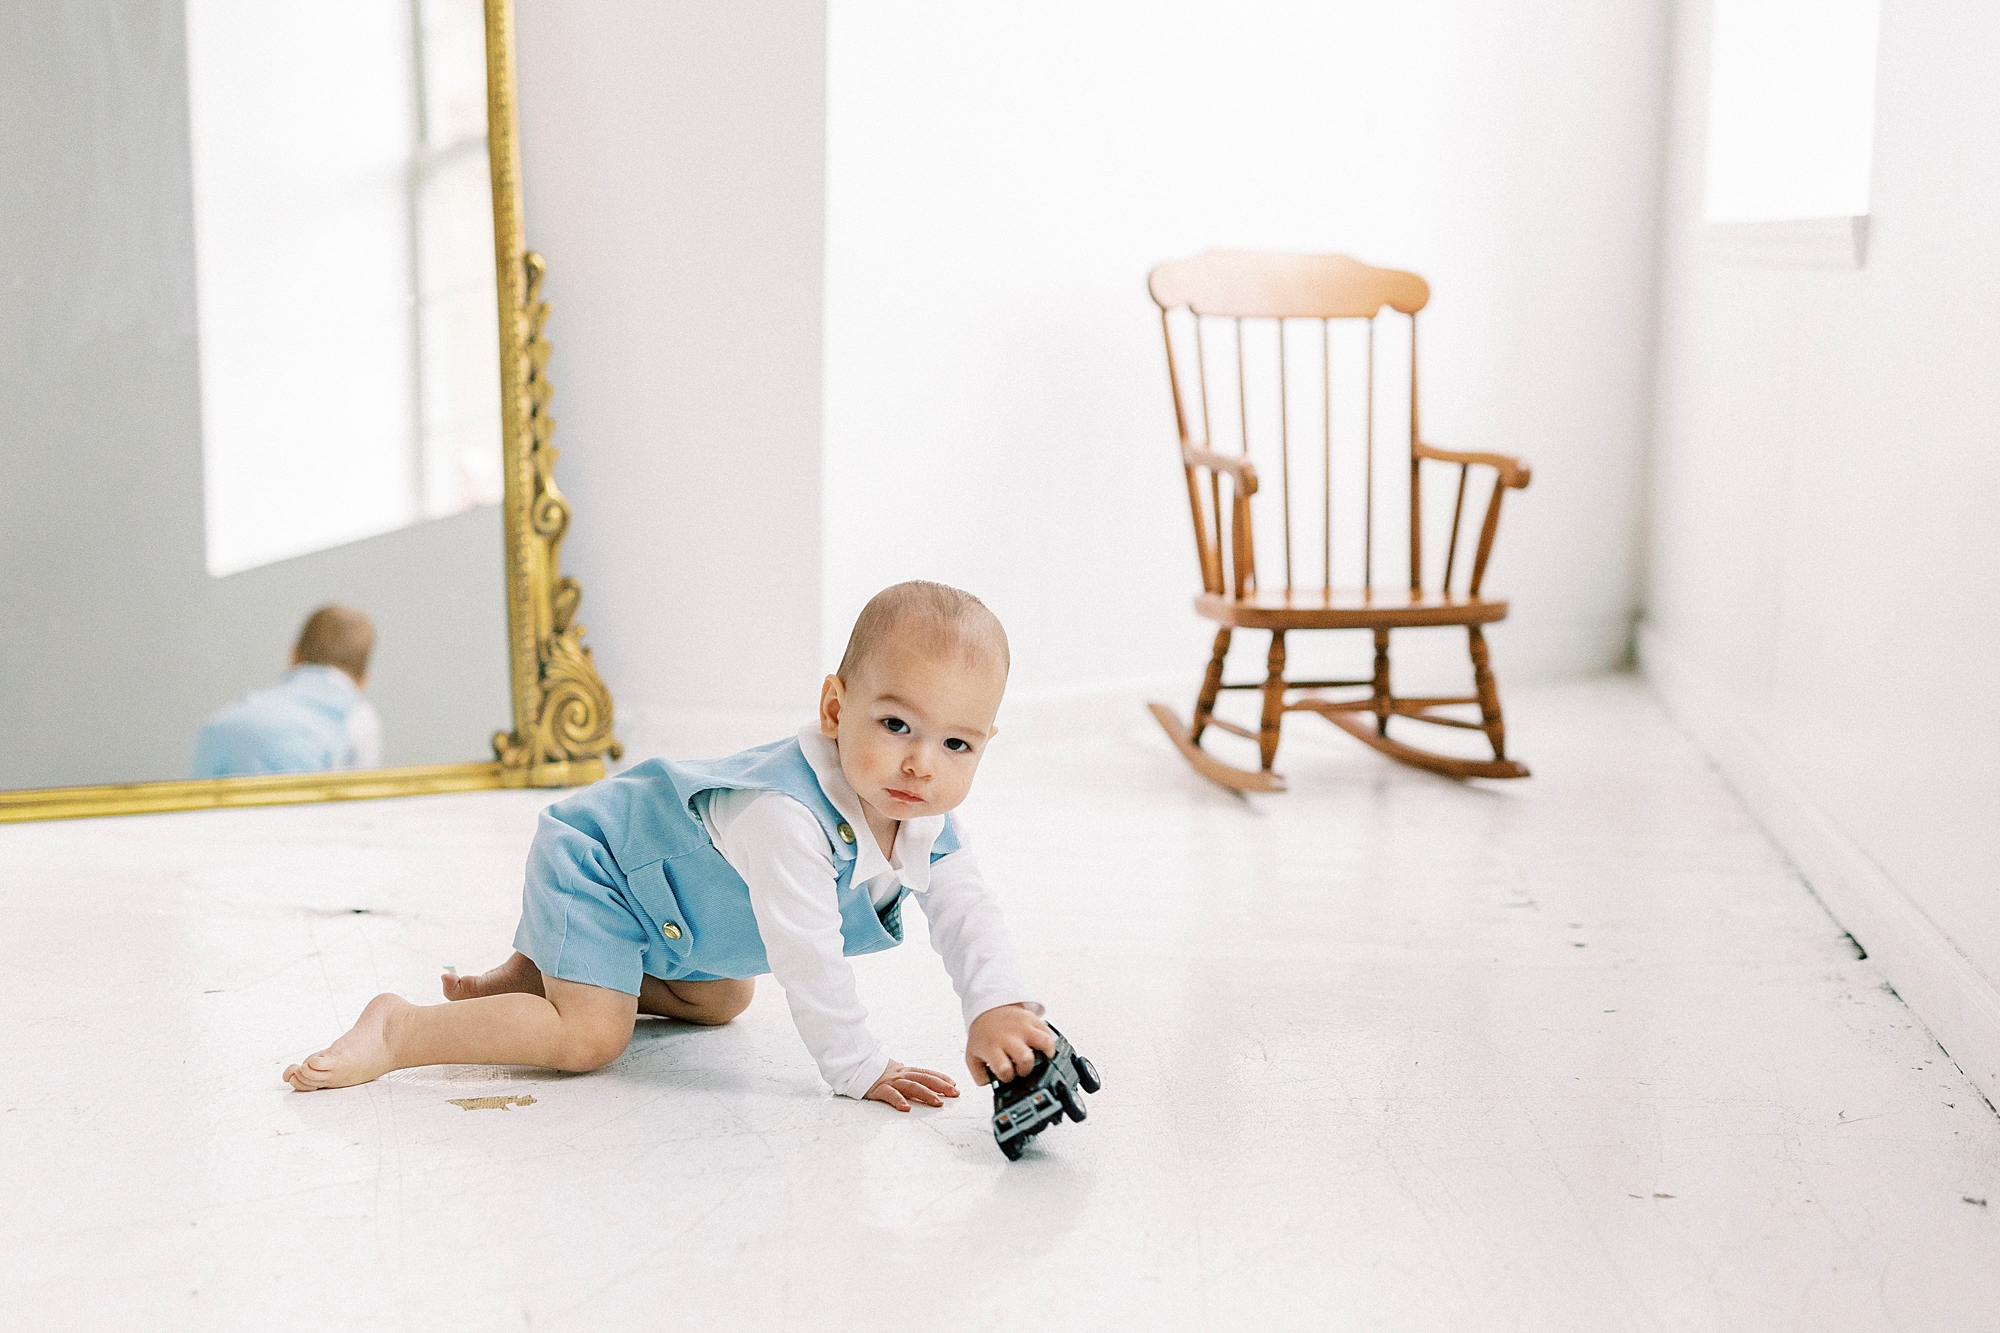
[999,1135,1026,1161]
[1074,1056,1101,1094]
[1056,1082,1087,1122]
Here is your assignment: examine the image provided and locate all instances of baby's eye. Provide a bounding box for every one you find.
[880,716,910,735]
[944,737,972,753]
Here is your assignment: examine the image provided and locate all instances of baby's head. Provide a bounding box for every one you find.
[819,581,1009,823]
[290,604,375,687]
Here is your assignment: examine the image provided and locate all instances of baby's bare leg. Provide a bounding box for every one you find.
[442,950,545,1001]
[637,976,754,1025]
[282,976,638,1091]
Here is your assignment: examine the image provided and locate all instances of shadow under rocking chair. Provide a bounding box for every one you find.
[1146,251,1533,791]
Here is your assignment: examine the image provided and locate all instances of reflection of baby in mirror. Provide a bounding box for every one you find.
[192,604,382,778]
[284,582,1058,1114]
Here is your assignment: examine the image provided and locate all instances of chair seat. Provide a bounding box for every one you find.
[1195,587,1508,630]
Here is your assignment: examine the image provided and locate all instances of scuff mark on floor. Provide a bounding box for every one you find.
[448,1095,538,1111]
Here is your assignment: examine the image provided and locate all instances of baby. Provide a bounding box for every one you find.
[284,581,1056,1111]
[193,604,382,778]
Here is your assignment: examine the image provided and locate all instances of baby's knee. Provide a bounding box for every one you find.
[554,1017,633,1072]
[679,978,754,1026]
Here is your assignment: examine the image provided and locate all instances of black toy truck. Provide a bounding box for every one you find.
[990,1024,1100,1160]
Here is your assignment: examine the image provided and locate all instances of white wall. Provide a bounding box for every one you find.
[0,0,511,787]
[824,1,1669,697]
[1644,0,2000,1093]
[515,1,828,759]
[509,2,1664,757]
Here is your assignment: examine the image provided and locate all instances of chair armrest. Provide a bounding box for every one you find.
[1182,445,1260,496]
[1415,442,1531,489]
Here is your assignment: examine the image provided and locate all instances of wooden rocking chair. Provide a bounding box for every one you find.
[1146,251,1532,791]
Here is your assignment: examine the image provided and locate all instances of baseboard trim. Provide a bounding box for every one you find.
[1639,623,2000,1110]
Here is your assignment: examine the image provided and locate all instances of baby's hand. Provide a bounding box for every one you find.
[864,1060,960,1112]
[966,1003,1057,1085]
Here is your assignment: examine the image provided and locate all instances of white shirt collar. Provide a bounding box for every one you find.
[285,663,361,699]
[797,725,945,893]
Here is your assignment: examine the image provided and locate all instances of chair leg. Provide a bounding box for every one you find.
[1467,625,1507,760]
[1147,626,1285,792]
[1190,629,1232,745]
[1301,621,1527,781]
[1371,628,1392,737]
[1258,631,1287,772]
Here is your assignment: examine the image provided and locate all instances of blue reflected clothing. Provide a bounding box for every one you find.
[191,664,382,778]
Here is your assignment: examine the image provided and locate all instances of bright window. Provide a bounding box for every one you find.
[187,0,500,579]
[1703,0,1880,224]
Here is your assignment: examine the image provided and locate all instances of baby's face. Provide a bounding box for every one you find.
[820,640,1006,824]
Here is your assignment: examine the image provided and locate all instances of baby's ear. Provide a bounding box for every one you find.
[817,674,845,736]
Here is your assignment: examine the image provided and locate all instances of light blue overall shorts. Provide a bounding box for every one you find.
[512,737,963,995]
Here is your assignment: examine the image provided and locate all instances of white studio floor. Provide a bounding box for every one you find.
[3,675,1998,1332]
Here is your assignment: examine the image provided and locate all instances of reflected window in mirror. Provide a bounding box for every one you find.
[186,0,500,579]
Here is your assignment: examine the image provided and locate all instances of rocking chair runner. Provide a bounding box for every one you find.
[1145,251,1532,790]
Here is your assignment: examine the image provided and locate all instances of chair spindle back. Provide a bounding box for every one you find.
[1150,250,1512,605]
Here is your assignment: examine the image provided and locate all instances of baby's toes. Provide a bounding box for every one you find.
[285,1052,336,1091]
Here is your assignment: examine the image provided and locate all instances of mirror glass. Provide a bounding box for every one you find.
[1,0,512,791]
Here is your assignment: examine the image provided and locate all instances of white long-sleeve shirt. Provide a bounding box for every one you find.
[696,727,1039,1099]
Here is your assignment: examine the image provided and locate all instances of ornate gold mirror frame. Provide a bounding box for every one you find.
[0,0,618,824]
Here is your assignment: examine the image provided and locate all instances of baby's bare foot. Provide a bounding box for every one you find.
[442,951,545,1001]
[283,993,412,1091]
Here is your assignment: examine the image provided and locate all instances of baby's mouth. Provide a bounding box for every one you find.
[884,787,924,804]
